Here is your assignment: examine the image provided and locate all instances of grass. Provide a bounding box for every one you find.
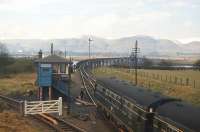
[92,67,200,106]
[0,112,39,132]
[0,73,37,96]
[0,73,44,132]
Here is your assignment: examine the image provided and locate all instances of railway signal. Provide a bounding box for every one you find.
[88,38,93,59]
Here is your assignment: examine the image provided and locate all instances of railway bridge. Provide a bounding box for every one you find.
[8,43,197,132]
[77,57,200,132]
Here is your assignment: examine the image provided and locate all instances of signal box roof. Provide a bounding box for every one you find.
[35,54,71,64]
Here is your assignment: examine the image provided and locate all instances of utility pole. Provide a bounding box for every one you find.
[51,43,54,55]
[65,48,67,58]
[88,38,93,59]
[131,40,140,85]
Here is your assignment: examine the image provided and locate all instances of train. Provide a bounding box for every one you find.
[77,58,200,132]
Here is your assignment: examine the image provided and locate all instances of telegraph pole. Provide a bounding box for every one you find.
[88,38,93,59]
[65,48,67,58]
[131,40,140,85]
[135,40,138,85]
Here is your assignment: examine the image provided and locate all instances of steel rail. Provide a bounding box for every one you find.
[77,59,193,132]
[79,65,97,107]
[34,114,87,132]
[0,94,86,132]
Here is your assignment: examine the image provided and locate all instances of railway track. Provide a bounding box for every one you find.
[0,94,86,132]
[79,65,97,107]
[34,114,86,132]
[78,59,199,132]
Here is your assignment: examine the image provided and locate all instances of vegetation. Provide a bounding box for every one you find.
[0,43,35,76]
[142,57,154,68]
[194,59,200,70]
[0,73,36,96]
[0,43,36,95]
[5,58,35,74]
[0,112,39,132]
[92,67,200,106]
[158,59,172,67]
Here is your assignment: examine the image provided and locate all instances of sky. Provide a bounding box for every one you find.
[0,0,199,43]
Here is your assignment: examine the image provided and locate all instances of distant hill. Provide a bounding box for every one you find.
[181,41,200,53]
[1,35,200,57]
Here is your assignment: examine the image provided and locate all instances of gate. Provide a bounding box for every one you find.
[24,97,62,115]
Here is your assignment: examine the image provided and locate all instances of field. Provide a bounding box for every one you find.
[0,73,41,132]
[92,67,200,106]
[0,73,37,96]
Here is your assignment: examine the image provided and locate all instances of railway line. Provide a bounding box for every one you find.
[77,58,200,132]
[0,94,86,132]
[79,64,97,107]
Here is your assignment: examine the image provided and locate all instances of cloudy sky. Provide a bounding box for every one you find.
[0,0,199,42]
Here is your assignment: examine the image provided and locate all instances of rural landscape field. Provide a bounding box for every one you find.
[93,67,200,106]
[1,0,200,131]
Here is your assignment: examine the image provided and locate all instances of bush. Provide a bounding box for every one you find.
[5,58,35,74]
[0,43,15,74]
[194,60,200,70]
[142,58,154,68]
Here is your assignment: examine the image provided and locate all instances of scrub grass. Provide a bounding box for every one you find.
[92,67,200,106]
[0,73,36,96]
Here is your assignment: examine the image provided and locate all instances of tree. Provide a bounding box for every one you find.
[0,43,14,73]
[157,59,172,69]
[142,57,154,68]
[158,60,172,66]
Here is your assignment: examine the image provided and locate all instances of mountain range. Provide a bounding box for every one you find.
[0,35,200,57]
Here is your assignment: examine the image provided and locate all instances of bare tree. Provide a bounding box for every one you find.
[0,43,14,73]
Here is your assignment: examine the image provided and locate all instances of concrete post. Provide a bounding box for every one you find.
[37,87,40,100]
[40,87,43,101]
[49,87,52,100]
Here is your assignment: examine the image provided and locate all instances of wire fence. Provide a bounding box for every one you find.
[94,67,200,90]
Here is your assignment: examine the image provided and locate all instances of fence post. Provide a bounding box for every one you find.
[174,77,177,84]
[24,100,27,116]
[58,97,62,116]
[180,78,183,86]
[193,80,196,88]
[148,81,150,88]
[186,78,189,86]
[19,101,24,116]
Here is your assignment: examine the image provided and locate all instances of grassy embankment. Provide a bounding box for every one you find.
[92,67,200,106]
[0,58,41,132]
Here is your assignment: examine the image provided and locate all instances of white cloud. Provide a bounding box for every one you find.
[178,37,200,43]
[0,0,199,40]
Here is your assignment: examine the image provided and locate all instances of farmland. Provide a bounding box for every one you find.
[92,67,200,106]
